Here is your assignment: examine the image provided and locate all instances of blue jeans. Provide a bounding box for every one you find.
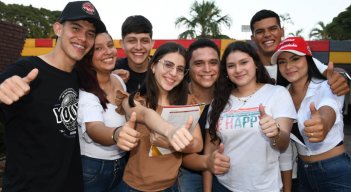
[297,153,351,192]
[120,180,179,192]
[81,155,127,192]
[212,176,231,192]
[178,167,203,192]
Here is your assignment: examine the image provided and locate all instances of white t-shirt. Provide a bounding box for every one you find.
[78,74,127,160]
[292,79,344,156]
[207,84,297,192]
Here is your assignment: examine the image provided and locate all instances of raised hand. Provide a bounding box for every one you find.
[0,68,38,105]
[207,143,230,175]
[112,69,130,83]
[259,104,279,138]
[326,61,349,96]
[165,116,194,152]
[116,112,141,151]
[303,102,325,142]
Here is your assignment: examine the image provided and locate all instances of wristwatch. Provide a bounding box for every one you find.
[340,71,351,81]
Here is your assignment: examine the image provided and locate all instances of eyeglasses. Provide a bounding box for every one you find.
[157,59,188,76]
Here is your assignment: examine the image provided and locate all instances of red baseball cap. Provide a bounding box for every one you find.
[271,37,312,64]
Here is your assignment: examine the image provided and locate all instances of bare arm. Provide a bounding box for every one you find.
[121,97,194,151]
[84,112,138,150]
[281,170,292,192]
[203,131,219,192]
[259,105,293,151]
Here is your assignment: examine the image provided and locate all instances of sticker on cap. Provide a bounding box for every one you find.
[82,2,96,15]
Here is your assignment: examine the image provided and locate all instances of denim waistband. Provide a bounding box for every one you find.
[298,152,350,166]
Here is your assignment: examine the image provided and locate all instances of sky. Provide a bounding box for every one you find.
[1,0,350,40]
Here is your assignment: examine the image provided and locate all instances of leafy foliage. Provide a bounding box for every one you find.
[309,21,329,40]
[0,1,60,38]
[175,0,232,39]
[325,4,351,40]
[288,29,304,37]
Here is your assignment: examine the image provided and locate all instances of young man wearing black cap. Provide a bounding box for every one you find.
[0,1,105,191]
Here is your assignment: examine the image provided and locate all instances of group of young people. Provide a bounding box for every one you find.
[0,1,350,192]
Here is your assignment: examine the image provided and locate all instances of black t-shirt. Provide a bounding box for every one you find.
[115,57,146,93]
[0,57,83,192]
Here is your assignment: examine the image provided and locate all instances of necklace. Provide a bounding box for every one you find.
[236,95,254,103]
[233,84,262,104]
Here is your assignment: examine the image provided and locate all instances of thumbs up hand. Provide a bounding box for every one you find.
[0,68,39,105]
[116,112,141,151]
[303,103,325,142]
[208,143,230,175]
[326,61,349,96]
[165,116,194,152]
[259,104,280,138]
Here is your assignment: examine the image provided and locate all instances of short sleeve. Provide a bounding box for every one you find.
[313,57,327,74]
[78,90,104,133]
[271,86,297,120]
[279,141,293,171]
[315,81,344,122]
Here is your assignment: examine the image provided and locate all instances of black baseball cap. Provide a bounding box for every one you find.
[58,1,106,33]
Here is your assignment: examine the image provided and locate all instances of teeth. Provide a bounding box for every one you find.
[103,58,113,62]
[201,75,213,80]
[263,40,274,46]
[133,52,143,56]
[73,43,85,50]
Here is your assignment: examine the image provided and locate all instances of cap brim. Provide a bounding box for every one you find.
[271,50,306,64]
[59,17,106,33]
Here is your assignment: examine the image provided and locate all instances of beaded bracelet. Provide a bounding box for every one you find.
[271,123,281,147]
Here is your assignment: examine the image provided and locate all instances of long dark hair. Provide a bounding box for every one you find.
[276,56,326,86]
[76,32,113,110]
[208,41,274,142]
[128,42,188,110]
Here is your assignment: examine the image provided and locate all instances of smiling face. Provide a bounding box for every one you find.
[226,50,257,88]
[278,51,308,85]
[189,47,220,89]
[121,32,154,70]
[151,52,186,94]
[55,20,96,63]
[92,33,117,74]
[251,17,284,57]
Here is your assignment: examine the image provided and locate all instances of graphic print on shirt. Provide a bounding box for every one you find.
[218,107,260,131]
[53,88,78,137]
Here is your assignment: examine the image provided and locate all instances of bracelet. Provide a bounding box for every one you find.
[271,123,281,147]
[112,127,119,144]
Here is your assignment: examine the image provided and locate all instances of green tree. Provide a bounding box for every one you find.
[325,4,351,40]
[175,0,232,39]
[309,21,330,40]
[0,1,60,38]
[288,29,304,37]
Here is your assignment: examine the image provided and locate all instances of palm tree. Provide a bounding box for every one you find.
[309,21,330,40]
[279,13,294,28]
[175,0,232,39]
[288,29,304,37]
